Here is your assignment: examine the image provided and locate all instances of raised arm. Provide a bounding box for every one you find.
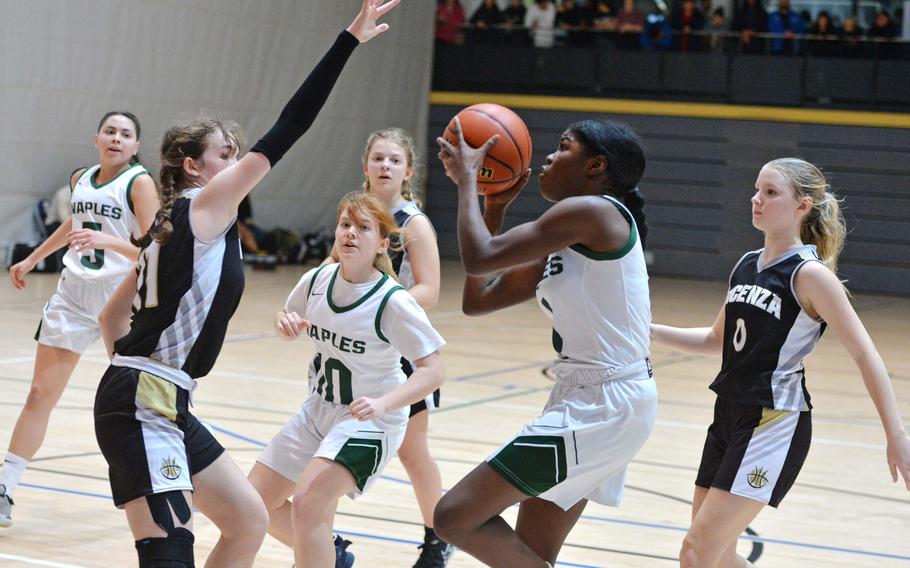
[796,262,910,489]
[650,302,726,357]
[191,0,401,241]
[462,182,544,315]
[437,121,625,275]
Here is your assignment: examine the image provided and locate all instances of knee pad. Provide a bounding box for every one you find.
[135,527,195,568]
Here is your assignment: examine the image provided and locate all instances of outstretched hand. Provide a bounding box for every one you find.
[347,0,401,43]
[436,117,499,189]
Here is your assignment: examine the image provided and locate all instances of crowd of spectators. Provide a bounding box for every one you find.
[435,0,907,58]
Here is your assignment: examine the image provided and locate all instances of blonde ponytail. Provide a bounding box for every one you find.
[765,158,846,274]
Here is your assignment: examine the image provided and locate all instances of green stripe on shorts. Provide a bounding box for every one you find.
[489,435,568,497]
[335,438,383,492]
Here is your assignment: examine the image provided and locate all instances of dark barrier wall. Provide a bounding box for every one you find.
[425,104,910,296]
[434,44,910,109]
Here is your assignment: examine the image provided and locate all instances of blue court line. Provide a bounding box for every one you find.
[206,421,910,562]
[17,481,602,567]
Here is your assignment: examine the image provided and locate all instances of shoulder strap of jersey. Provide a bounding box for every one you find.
[125,166,151,214]
[728,249,761,288]
[69,165,94,192]
[374,285,407,343]
[568,194,637,261]
[306,264,333,298]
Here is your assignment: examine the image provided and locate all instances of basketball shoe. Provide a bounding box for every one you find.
[0,484,13,528]
[413,527,454,568]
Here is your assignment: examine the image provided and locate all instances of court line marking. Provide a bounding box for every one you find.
[0,554,89,568]
[13,482,602,568]
[205,422,910,562]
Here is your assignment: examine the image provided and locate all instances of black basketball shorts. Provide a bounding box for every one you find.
[403,357,441,418]
[695,397,811,508]
[94,365,224,507]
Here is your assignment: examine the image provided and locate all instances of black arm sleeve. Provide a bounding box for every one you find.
[250,30,359,167]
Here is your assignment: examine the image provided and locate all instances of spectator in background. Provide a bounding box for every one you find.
[593,0,619,31]
[503,0,530,45]
[868,10,899,58]
[672,0,706,51]
[642,11,673,49]
[470,0,504,44]
[768,0,806,55]
[525,0,558,47]
[838,15,865,57]
[558,0,595,45]
[808,10,837,56]
[436,0,466,45]
[733,0,768,53]
[617,0,646,48]
[706,7,729,52]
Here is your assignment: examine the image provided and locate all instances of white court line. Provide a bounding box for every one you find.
[0,553,89,568]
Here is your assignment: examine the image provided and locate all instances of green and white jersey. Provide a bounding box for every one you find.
[535,195,651,375]
[65,163,147,281]
[285,264,445,405]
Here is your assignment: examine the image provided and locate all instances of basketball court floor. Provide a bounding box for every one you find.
[0,261,907,567]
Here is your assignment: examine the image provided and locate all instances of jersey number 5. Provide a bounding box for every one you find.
[79,222,105,270]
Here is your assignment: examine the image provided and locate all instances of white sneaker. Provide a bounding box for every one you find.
[0,484,13,528]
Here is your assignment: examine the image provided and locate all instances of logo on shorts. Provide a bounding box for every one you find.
[746,466,769,489]
[159,457,182,480]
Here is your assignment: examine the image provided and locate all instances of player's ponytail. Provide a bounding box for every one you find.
[765,158,846,274]
[569,119,648,247]
[336,192,403,280]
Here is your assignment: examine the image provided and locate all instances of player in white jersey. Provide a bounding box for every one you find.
[434,118,656,567]
[0,111,158,527]
[249,192,445,568]
[651,159,910,568]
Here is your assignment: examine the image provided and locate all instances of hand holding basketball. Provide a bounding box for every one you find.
[439,103,532,195]
[437,117,500,189]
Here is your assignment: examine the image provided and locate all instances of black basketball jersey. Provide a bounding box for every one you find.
[710,245,826,411]
[114,194,245,382]
[388,200,434,289]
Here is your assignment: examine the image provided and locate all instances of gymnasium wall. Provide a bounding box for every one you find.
[0,0,434,254]
[425,103,910,296]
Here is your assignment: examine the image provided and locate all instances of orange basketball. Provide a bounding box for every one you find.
[443,103,532,195]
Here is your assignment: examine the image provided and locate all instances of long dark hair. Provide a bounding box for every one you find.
[97,111,143,165]
[568,119,648,246]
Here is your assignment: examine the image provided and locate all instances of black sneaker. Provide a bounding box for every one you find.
[413,537,454,568]
[335,534,355,568]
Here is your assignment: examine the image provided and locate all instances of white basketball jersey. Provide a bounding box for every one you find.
[65,163,147,280]
[287,264,444,405]
[535,195,651,374]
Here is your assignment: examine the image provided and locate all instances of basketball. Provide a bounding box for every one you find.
[443,103,532,195]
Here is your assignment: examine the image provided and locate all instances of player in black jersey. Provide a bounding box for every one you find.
[651,158,910,568]
[93,2,402,567]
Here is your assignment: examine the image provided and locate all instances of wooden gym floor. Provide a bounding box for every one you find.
[0,261,907,567]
